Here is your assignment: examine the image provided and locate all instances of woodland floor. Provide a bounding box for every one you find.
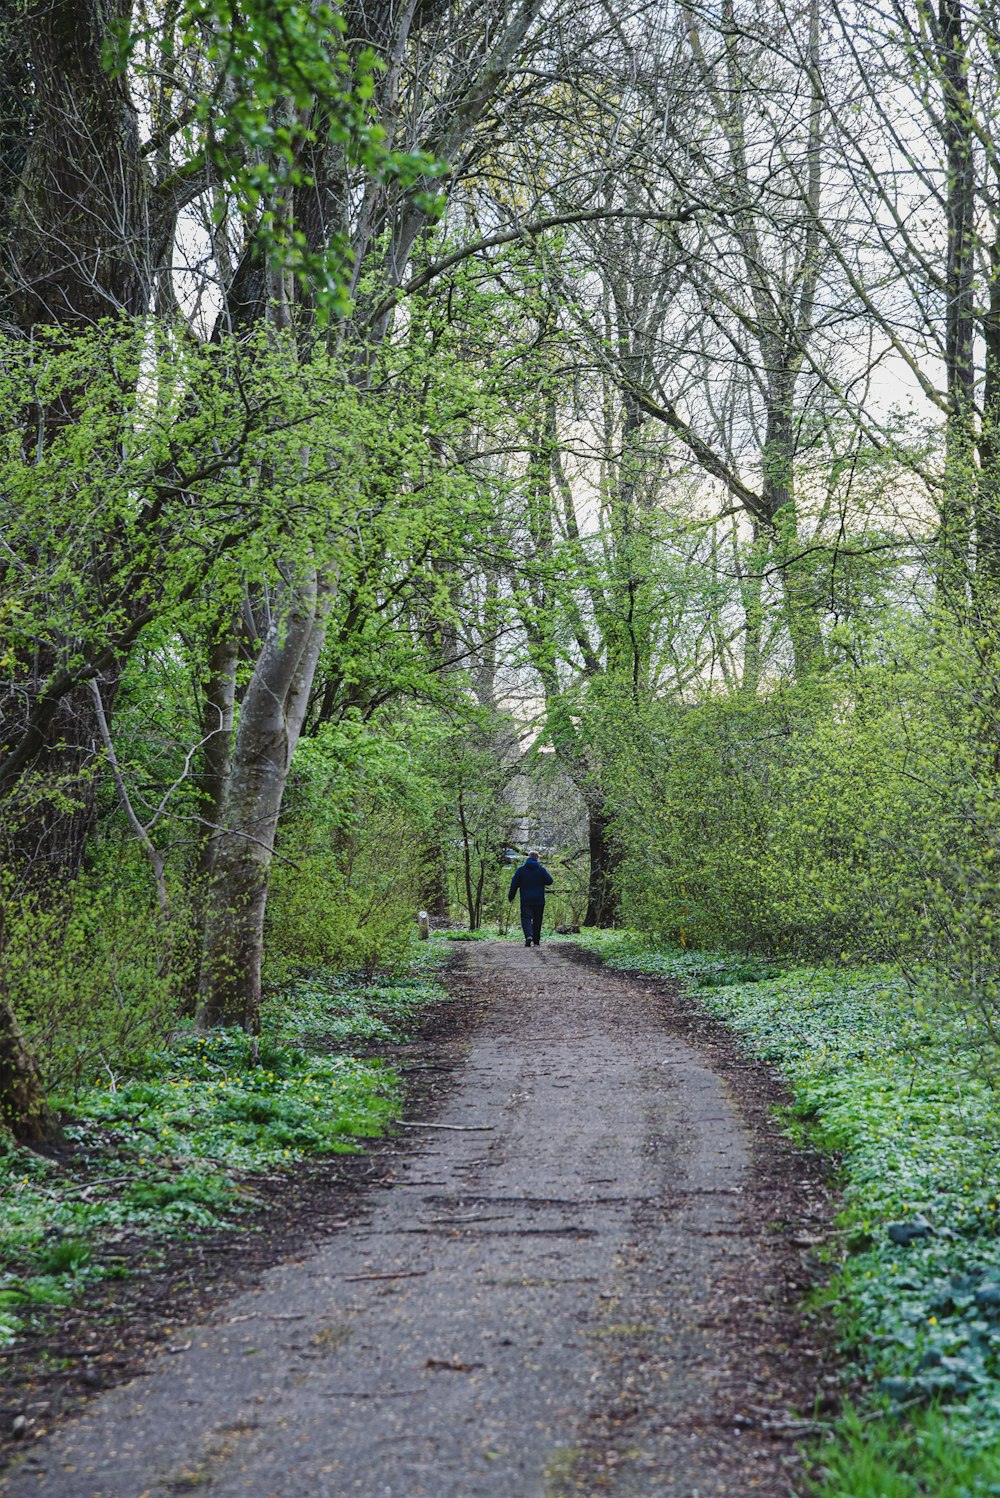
[1,941,839,1498]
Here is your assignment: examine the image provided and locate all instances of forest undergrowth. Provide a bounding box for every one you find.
[0,949,449,1355]
[578,931,1000,1496]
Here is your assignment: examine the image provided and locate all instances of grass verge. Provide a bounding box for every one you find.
[0,948,449,1352]
[576,931,1000,1497]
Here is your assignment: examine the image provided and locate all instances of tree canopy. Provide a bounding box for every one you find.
[3,0,1000,1135]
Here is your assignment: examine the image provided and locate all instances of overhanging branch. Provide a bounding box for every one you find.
[361,206,702,331]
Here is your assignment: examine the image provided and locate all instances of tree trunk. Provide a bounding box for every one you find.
[457,788,478,930]
[196,573,330,1031]
[177,630,239,1013]
[0,687,105,891]
[583,800,619,928]
[8,0,149,333]
[740,521,768,695]
[977,234,1000,607]
[0,0,147,896]
[473,854,487,930]
[761,398,824,677]
[421,823,450,921]
[0,892,62,1147]
[0,994,61,1147]
[937,0,976,603]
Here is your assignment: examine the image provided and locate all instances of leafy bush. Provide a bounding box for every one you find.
[592,621,1000,1066]
[264,718,441,982]
[1,860,182,1093]
[264,852,418,982]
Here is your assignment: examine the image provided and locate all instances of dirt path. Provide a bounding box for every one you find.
[3,942,834,1498]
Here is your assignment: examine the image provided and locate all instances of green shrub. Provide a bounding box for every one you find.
[266,868,416,981]
[592,619,1000,1067]
[1,859,182,1093]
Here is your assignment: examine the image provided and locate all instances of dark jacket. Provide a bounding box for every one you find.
[508,857,553,905]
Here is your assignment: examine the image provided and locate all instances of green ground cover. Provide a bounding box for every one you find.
[576,931,1000,1496]
[0,951,448,1352]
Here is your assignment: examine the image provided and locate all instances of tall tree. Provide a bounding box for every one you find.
[194,0,551,1028]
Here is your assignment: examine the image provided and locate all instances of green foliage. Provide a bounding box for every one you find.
[263,967,446,1047]
[0,322,365,667]
[76,1032,398,1168]
[589,681,869,954]
[808,1405,1000,1498]
[594,614,1000,1064]
[265,852,417,982]
[0,299,505,1065]
[1,859,180,1093]
[149,0,447,317]
[265,715,443,982]
[432,713,523,930]
[582,933,1000,1485]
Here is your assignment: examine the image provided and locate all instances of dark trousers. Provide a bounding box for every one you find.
[520,902,544,943]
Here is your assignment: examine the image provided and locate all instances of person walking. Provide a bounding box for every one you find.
[508,850,554,947]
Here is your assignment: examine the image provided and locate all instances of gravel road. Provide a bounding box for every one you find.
[3,941,831,1498]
